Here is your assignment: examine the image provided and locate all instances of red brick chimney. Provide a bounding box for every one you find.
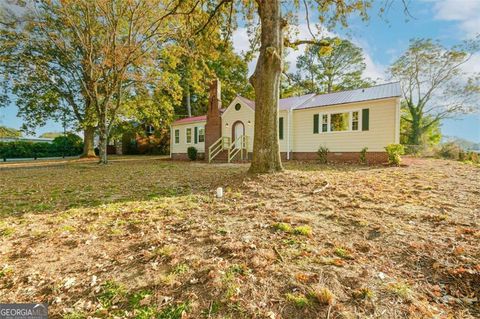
[205,79,222,158]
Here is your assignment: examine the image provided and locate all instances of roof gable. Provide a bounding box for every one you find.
[221,96,255,118]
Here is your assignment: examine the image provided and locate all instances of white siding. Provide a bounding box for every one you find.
[170,121,206,154]
[221,98,255,152]
[292,98,399,152]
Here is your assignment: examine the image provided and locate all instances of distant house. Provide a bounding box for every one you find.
[108,123,169,155]
[0,137,54,143]
[170,80,401,163]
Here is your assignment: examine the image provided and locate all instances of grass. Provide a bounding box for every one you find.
[285,293,311,308]
[313,287,335,305]
[386,282,413,301]
[0,157,479,318]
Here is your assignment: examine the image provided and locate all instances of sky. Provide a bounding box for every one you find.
[1,0,479,142]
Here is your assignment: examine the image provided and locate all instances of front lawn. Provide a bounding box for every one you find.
[1,158,479,318]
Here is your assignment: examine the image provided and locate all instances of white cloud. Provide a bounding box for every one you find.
[232,27,256,75]
[362,52,386,81]
[461,52,480,75]
[430,0,480,38]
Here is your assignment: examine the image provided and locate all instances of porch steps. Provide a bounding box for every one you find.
[208,135,249,163]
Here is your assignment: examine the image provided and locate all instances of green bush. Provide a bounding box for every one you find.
[317,146,329,164]
[187,146,198,161]
[385,144,404,166]
[0,134,83,159]
[360,147,368,165]
[52,134,83,156]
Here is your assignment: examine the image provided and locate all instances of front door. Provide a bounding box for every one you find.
[232,121,244,148]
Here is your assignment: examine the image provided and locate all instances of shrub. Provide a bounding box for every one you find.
[385,144,404,166]
[466,151,479,163]
[52,134,83,156]
[187,146,198,161]
[359,147,368,164]
[317,146,329,164]
[0,134,83,159]
[437,142,462,160]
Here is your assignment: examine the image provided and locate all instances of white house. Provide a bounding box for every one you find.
[170,80,401,163]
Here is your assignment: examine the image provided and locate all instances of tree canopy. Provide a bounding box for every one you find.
[389,38,479,145]
[286,37,374,95]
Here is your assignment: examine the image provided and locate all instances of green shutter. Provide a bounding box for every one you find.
[279,117,284,140]
[313,114,319,134]
[194,127,198,144]
[362,109,369,131]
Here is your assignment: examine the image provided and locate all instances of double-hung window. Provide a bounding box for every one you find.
[198,127,205,143]
[174,129,180,144]
[321,114,328,132]
[352,111,359,131]
[186,128,192,144]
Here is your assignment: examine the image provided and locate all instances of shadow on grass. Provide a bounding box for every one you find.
[0,158,249,218]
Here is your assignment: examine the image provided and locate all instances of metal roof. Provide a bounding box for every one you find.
[172,82,401,126]
[234,83,400,112]
[279,94,316,110]
[172,115,206,125]
[294,82,401,110]
[236,93,316,111]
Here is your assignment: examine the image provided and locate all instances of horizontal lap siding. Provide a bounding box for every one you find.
[221,100,255,152]
[171,121,206,154]
[292,98,398,152]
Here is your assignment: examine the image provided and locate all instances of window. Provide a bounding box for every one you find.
[352,111,359,131]
[198,127,205,142]
[279,117,284,140]
[186,128,192,143]
[174,129,180,144]
[322,114,328,132]
[235,103,241,111]
[330,112,350,131]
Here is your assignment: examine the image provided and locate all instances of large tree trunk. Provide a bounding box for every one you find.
[98,113,108,164]
[81,126,97,158]
[186,85,192,117]
[408,113,422,145]
[248,0,283,174]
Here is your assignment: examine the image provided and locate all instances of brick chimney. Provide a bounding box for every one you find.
[205,79,222,158]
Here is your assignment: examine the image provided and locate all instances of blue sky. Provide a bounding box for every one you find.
[1,0,479,141]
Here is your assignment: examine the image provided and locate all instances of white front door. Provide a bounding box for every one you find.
[233,122,244,148]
